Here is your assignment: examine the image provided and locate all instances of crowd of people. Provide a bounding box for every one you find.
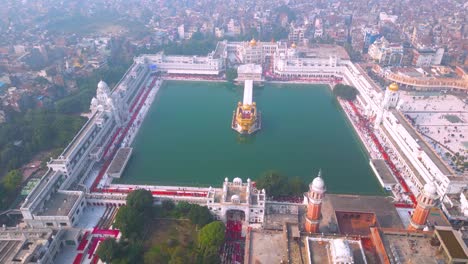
[222,220,245,264]
[164,73,224,81]
[345,100,417,206]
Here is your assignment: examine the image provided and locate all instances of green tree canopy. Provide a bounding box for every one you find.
[255,171,308,197]
[126,189,154,213]
[226,68,238,82]
[144,245,171,264]
[197,221,225,256]
[114,205,145,240]
[333,84,359,100]
[96,238,121,262]
[188,205,213,227]
[255,171,288,197]
[168,246,190,264]
[2,170,22,193]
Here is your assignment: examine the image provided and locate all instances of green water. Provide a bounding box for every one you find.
[117,81,383,195]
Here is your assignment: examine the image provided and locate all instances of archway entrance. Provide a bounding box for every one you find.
[226,209,246,222]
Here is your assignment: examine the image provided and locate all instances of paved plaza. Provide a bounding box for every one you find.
[399,92,467,171]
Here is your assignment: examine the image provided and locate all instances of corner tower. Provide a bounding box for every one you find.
[408,183,437,231]
[375,82,400,126]
[382,82,400,110]
[304,170,326,233]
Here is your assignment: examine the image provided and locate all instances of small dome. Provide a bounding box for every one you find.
[388,83,399,92]
[424,183,437,197]
[250,38,257,47]
[225,177,229,182]
[233,177,242,185]
[312,176,325,191]
[231,194,240,203]
[291,43,297,48]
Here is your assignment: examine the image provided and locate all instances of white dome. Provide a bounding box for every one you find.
[424,183,437,197]
[97,80,109,91]
[231,194,240,203]
[233,177,242,185]
[312,176,325,191]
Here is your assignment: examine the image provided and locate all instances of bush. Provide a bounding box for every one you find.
[255,171,308,198]
[333,84,359,100]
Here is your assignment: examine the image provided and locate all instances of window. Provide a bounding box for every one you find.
[46,223,54,227]
[60,223,68,227]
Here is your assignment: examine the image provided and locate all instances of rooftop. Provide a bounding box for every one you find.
[246,230,288,264]
[107,147,133,176]
[392,110,453,175]
[307,236,367,264]
[36,192,79,216]
[320,194,404,234]
[375,228,449,264]
[435,228,468,261]
[371,159,397,186]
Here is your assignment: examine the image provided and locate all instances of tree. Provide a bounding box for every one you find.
[333,84,359,100]
[144,246,170,264]
[201,246,221,264]
[126,189,154,213]
[226,68,238,82]
[96,238,121,262]
[2,170,22,193]
[255,171,307,197]
[188,204,213,227]
[288,176,308,196]
[168,246,190,264]
[255,171,288,197]
[114,205,145,240]
[197,221,225,255]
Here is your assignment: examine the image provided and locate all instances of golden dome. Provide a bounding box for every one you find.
[291,43,297,48]
[388,83,399,92]
[250,38,257,47]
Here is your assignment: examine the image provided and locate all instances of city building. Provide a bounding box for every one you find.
[288,24,307,45]
[236,64,263,82]
[0,227,66,264]
[20,58,150,229]
[412,48,445,67]
[141,47,225,75]
[206,177,266,224]
[368,37,404,66]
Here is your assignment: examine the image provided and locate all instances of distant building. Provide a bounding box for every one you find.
[237,64,263,82]
[314,18,323,38]
[368,37,403,66]
[141,50,225,75]
[177,24,185,39]
[412,48,444,67]
[215,27,225,38]
[288,24,307,45]
[227,19,241,36]
[362,27,380,53]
